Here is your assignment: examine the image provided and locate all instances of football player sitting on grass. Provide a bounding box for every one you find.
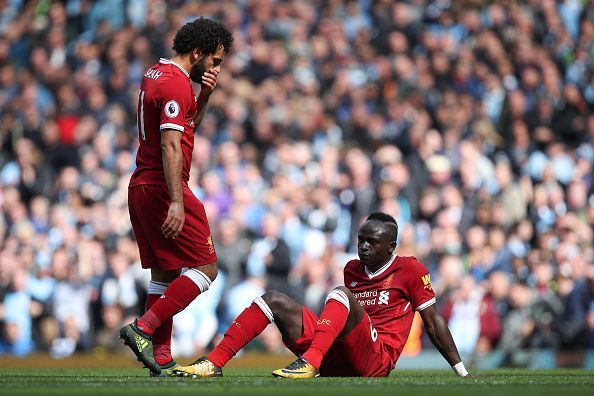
[172,212,472,379]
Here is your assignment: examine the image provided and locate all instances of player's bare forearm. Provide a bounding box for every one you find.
[193,94,209,128]
[161,133,183,203]
[160,129,185,239]
[420,305,462,366]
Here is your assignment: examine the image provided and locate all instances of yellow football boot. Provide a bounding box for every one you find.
[272,358,320,379]
[172,357,223,378]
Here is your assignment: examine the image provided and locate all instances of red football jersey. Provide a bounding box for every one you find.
[130,58,198,187]
[344,255,436,367]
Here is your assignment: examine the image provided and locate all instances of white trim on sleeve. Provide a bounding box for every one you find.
[160,123,184,132]
[415,297,436,311]
[325,289,350,312]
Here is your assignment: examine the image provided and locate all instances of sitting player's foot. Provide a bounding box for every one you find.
[271,357,319,379]
[150,360,180,377]
[119,319,161,376]
[172,356,223,378]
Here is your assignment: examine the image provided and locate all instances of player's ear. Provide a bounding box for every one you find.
[389,240,397,253]
[192,48,202,62]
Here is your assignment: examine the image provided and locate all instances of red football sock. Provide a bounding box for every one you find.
[207,302,271,367]
[137,274,201,335]
[145,293,173,365]
[302,300,349,369]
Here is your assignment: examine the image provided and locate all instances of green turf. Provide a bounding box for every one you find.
[0,369,592,396]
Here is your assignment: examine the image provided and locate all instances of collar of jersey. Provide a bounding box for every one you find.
[364,251,398,279]
[159,58,190,79]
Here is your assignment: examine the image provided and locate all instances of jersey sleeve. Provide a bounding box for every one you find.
[406,258,436,311]
[157,77,191,133]
[343,261,354,291]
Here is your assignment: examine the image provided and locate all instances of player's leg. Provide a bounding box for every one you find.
[123,263,217,376]
[121,185,217,375]
[272,286,364,378]
[135,185,218,338]
[144,267,179,376]
[318,310,391,378]
[137,263,217,376]
[136,263,217,336]
[173,290,304,378]
[210,289,305,360]
[119,186,164,375]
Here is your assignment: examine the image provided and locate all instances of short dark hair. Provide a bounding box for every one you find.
[172,17,234,56]
[366,212,398,242]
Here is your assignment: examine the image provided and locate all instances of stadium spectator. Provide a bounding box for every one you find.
[247,213,293,296]
[213,216,251,289]
[442,275,482,355]
[48,247,93,358]
[0,266,38,356]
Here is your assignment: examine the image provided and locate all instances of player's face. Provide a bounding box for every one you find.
[357,220,396,270]
[189,55,208,83]
[189,45,225,83]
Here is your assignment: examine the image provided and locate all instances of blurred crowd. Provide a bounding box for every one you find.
[0,0,594,365]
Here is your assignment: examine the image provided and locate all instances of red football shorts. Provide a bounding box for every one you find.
[128,184,217,270]
[284,306,392,377]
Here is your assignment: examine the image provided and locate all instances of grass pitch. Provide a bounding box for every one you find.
[0,368,592,396]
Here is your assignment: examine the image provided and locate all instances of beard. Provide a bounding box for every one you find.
[189,56,207,83]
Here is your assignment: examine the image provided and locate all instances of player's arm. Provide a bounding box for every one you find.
[419,305,468,377]
[161,129,184,239]
[193,68,219,128]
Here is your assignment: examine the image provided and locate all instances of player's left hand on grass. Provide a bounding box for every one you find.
[200,68,218,97]
[462,373,486,379]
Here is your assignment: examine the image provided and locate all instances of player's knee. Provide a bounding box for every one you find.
[190,261,218,282]
[206,264,218,282]
[183,262,218,294]
[151,268,182,283]
[261,290,291,313]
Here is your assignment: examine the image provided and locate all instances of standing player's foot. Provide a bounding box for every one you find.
[119,320,161,376]
[150,360,180,377]
[271,358,320,379]
[172,357,223,378]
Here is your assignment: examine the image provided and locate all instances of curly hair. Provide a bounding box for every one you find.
[172,17,234,55]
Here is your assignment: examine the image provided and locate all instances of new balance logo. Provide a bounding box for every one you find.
[349,281,357,287]
[135,337,149,351]
[378,290,390,305]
